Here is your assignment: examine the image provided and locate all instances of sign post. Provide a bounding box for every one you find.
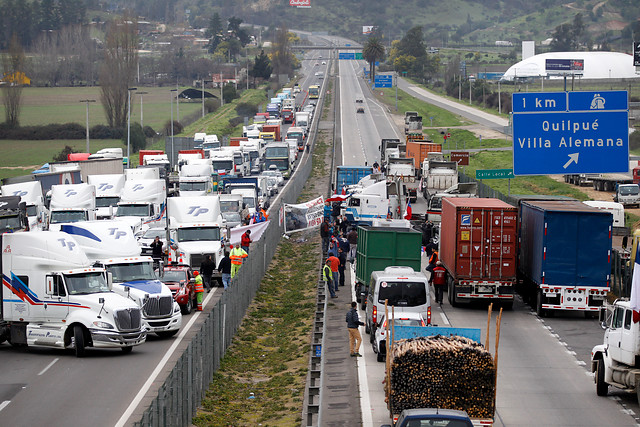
[512,90,629,176]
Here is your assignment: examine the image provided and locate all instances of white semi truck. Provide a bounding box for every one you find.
[179,163,214,197]
[87,174,125,220]
[0,231,146,356]
[48,183,96,230]
[167,196,224,281]
[1,181,47,230]
[115,179,166,233]
[60,220,182,337]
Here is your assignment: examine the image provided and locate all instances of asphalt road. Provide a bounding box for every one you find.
[328,35,639,426]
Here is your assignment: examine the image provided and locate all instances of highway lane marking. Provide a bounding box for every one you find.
[38,358,59,376]
[0,401,10,412]
[114,288,219,427]
[439,312,450,325]
[352,277,373,427]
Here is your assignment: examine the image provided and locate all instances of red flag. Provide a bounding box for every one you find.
[404,201,412,220]
[341,186,346,195]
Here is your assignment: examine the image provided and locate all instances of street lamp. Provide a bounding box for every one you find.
[79,99,95,153]
[135,91,148,129]
[175,84,180,122]
[170,89,177,169]
[127,87,137,168]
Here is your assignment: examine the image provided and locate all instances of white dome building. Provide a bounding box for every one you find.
[501,51,639,81]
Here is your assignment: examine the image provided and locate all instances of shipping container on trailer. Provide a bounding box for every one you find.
[518,200,611,317]
[440,198,517,308]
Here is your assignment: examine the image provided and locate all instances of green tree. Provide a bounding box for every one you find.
[1,33,25,128]
[362,37,385,83]
[222,82,237,103]
[550,23,576,51]
[398,26,426,58]
[271,26,294,77]
[206,12,223,53]
[122,123,146,153]
[250,49,272,82]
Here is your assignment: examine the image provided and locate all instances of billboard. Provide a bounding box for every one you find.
[634,42,640,67]
[284,196,325,233]
[289,0,310,7]
[545,58,584,75]
[363,26,375,35]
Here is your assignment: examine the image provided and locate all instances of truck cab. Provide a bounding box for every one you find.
[48,183,97,230]
[613,183,640,208]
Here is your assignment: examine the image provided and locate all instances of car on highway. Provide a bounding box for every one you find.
[160,264,196,315]
[315,62,319,66]
[356,99,363,103]
[315,71,323,77]
[322,61,326,65]
[372,312,426,362]
[137,227,167,257]
[356,107,365,113]
[382,408,473,427]
[262,168,284,186]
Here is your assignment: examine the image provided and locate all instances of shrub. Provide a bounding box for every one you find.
[52,145,78,161]
[205,99,220,113]
[143,125,157,138]
[164,120,183,136]
[235,102,258,118]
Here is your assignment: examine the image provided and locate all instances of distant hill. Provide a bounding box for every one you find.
[111,0,639,51]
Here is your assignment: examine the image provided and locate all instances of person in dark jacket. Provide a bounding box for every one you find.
[346,301,364,356]
[320,218,330,254]
[217,251,232,289]
[199,255,215,292]
[338,247,347,287]
[347,228,358,261]
[150,236,163,265]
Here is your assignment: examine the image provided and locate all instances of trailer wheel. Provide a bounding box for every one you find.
[74,325,86,358]
[596,359,608,396]
[448,278,458,307]
[536,289,546,318]
[377,351,384,362]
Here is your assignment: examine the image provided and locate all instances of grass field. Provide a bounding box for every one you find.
[0,86,204,131]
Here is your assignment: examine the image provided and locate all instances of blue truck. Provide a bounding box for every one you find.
[517,200,611,317]
[335,165,373,190]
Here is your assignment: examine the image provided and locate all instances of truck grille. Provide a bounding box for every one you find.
[115,308,142,331]
[143,296,173,318]
[190,253,206,267]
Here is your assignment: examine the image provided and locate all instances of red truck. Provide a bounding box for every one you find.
[230,137,249,147]
[139,149,165,166]
[281,109,294,124]
[262,124,281,142]
[440,197,517,309]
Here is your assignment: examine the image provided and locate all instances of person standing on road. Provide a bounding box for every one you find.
[346,301,364,357]
[323,259,337,298]
[431,261,447,305]
[241,229,252,253]
[229,244,248,278]
[426,248,439,277]
[199,255,215,292]
[150,236,163,266]
[194,271,204,311]
[338,247,347,287]
[323,201,332,222]
[217,251,232,289]
[327,254,340,294]
[320,217,330,254]
[347,227,358,262]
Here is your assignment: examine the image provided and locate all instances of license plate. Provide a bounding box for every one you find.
[477,285,493,293]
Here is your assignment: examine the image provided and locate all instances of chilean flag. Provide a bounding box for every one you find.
[631,243,640,322]
[404,201,412,220]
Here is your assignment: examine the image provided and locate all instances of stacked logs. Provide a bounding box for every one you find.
[389,335,495,419]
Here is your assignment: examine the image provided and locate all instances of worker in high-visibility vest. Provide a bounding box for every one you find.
[229,244,248,278]
[194,270,204,311]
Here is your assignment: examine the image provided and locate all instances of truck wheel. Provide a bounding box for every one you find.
[365,321,370,335]
[536,289,546,318]
[502,301,513,310]
[74,325,86,358]
[121,346,133,354]
[182,298,193,315]
[448,278,458,307]
[377,351,384,362]
[596,359,608,396]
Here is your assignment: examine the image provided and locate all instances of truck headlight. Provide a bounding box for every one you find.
[93,321,115,329]
[174,302,181,314]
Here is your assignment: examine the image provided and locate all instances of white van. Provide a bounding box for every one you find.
[364,266,431,335]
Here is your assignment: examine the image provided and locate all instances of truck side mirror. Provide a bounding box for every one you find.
[622,236,628,250]
[45,276,55,295]
[107,272,113,291]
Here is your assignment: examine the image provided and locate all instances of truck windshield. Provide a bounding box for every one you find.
[620,186,639,195]
[243,197,256,209]
[180,182,206,191]
[162,270,188,283]
[0,214,22,231]
[64,271,110,295]
[177,226,221,242]
[116,204,150,217]
[212,160,233,171]
[233,154,243,165]
[265,159,289,171]
[49,210,87,224]
[26,205,37,216]
[429,197,442,210]
[265,147,289,158]
[378,281,427,307]
[220,200,240,213]
[107,261,156,283]
[96,196,120,208]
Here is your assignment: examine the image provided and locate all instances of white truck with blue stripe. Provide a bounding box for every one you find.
[0,231,146,356]
[61,221,182,338]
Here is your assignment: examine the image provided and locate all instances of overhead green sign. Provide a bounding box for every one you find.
[355,52,363,60]
[476,168,515,179]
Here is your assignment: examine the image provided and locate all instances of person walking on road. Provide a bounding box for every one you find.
[217,251,232,289]
[338,247,347,287]
[431,261,447,305]
[199,255,215,292]
[229,245,248,278]
[194,271,204,311]
[323,259,337,298]
[426,248,439,277]
[241,229,252,253]
[346,301,364,357]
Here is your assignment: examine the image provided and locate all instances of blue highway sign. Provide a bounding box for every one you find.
[339,52,355,60]
[374,82,392,88]
[512,91,629,176]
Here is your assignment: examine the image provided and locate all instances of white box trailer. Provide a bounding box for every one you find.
[0,231,146,356]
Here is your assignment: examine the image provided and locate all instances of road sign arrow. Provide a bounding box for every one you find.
[563,153,579,169]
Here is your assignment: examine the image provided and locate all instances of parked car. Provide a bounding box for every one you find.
[372,312,426,362]
[160,265,196,315]
[136,227,167,257]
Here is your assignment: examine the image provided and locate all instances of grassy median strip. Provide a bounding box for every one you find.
[193,238,320,426]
